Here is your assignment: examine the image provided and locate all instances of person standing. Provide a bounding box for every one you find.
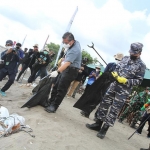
[15,43,24,70]
[69,57,89,98]
[67,67,84,98]
[75,53,124,118]
[16,44,39,82]
[85,66,101,90]
[118,87,150,128]
[24,48,28,54]
[0,40,19,96]
[27,48,50,85]
[15,43,24,60]
[45,32,82,113]
[137,99,150,138]
[86,42,146,139]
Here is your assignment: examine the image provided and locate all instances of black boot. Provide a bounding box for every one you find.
[80,111,89,118]
[86,120,103,131]
[45,104,58,113]
[97,123,109,139]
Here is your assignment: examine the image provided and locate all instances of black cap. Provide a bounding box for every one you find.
[16,43,22,47]
[6,40,13,45]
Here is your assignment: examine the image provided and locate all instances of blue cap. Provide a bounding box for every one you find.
[6,40,13,45]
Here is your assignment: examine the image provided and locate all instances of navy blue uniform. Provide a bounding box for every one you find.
[0,51,19,92]
[97,56,146,126]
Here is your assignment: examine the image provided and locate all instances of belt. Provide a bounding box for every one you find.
[69,66,79,71]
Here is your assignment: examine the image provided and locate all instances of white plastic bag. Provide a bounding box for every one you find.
[0,106,9,118]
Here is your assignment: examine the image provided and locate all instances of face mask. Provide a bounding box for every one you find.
[16,46,20,49]
[63,43,70,48]
[43,51,48,55]
[130,55,138,60]
[6,46,12,50]
[96,69,100,72]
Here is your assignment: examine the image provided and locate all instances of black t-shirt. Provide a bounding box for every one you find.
[23,51,39,66]
[75,64,88,82]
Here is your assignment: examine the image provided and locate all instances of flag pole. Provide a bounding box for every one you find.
[22,35,27,46]
[54,6,78,66]
[43,35,49,50]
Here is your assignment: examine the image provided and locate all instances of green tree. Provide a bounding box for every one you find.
[132,86,145,94]
[82,50,93,64]
[46,42,60,68]
[46,42,60,56]
[93,57,99,65]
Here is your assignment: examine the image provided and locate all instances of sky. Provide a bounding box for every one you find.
[0,0,150,68]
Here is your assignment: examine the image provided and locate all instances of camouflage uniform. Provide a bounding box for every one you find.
[119,91,148,123]
[96,56,146,127]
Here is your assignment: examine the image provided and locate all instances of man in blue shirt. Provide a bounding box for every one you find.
[0,40,19,96]
[86,66,100,90]
[45,32,82,113]
[15,43,24,71]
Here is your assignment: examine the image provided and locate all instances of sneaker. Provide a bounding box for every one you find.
[67,96,70,99]
[0,90,6,97]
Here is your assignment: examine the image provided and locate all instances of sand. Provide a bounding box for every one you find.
[0,77,149,150]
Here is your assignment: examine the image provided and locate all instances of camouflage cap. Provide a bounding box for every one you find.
[129,42,143,54]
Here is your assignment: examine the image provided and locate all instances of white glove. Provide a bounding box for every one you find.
[50,71,58,77]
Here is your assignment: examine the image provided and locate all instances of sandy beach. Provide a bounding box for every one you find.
[0,75,149,150]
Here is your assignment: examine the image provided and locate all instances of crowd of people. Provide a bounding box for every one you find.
[0,40,55,96]
[0,32,150,149]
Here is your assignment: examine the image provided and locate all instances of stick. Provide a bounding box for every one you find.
[43,35,49,50]
[87,42,107,66]
[128,114,150,140]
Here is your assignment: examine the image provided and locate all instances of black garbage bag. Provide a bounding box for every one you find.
[21,75,52,108]
[73,72,115,114]
[32,75,50,94]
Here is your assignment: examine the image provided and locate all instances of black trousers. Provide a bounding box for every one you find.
[0,70,16,92]
[82,84,99,115]
[49,67,78,107]
[137,112,150,136]
[16,64,32,81]
[34,66,47,80]
[85,84,91,91]
[28,65,42,83]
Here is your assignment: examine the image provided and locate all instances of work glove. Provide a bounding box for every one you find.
[111,72,127,84]
[116,76,127,84]
[50,71,58,78]
[111,72,118,78]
